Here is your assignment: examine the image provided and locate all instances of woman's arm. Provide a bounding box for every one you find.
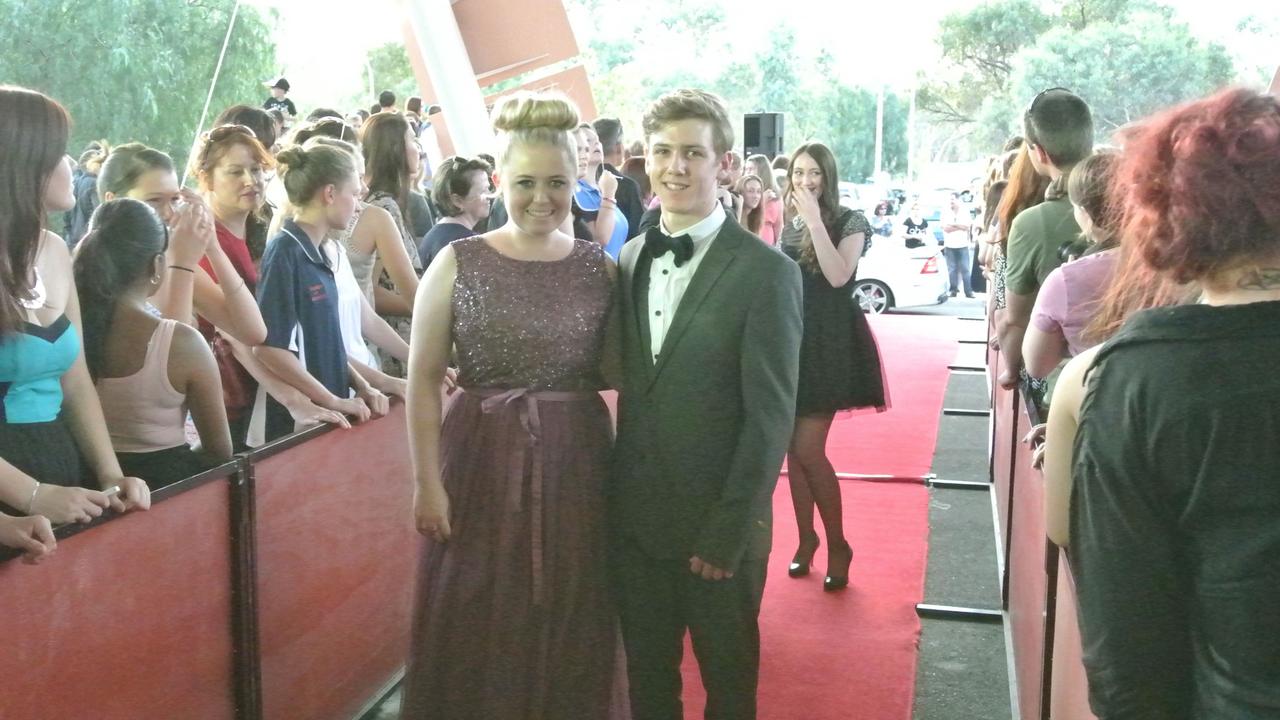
[359,292,410,363]
[191,238,268,346]
[1043,346,1098,547]
[592,173,618,249]
[358,205,419,314]
[152,197,209,326]
[600,257,622,390]
[253,345,370,422]
[224,336,351,429]
[408,245,457,542]
[350,357,406,401]
[794,190,861,287]
[1023,325,1070,380]
[47,239,150,512]
[168,323,233,464]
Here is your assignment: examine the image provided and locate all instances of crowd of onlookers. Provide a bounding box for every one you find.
[4,69,1279,719]
[976,85,1280,717]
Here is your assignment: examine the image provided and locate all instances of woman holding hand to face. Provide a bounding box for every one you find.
[779,142,885,592]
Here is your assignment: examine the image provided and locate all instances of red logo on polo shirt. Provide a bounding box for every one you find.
[308,284,327,302]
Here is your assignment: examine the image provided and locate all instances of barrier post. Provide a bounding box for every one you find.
[230,455,263,720]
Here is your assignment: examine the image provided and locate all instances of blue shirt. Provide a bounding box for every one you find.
[0,315,78,423]
[575,179,629,259]
[257,220,348,399]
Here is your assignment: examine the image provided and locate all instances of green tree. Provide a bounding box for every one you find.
[366,42,419,105]
[0,0,278,173]
[924,0,1234,156]
[1012,20,1234,133]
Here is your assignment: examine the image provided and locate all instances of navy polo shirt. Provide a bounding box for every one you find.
[256,220,349,399]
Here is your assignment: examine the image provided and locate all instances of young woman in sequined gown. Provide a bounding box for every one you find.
[399,92,626,719]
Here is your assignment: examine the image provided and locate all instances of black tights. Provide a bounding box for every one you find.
[786,413,849,567]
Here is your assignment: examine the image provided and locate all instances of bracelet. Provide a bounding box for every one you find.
[600,197,617,207]
[24,482,40,515]
[169,265,195,274]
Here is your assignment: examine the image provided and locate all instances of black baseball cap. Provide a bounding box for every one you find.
[265,77,290,92]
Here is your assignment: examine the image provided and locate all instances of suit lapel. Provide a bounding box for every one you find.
[648,222,743,388]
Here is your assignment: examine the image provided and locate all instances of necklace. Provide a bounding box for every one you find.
[19,268,47,310]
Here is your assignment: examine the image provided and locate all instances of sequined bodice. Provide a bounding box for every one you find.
[451,237,612,391]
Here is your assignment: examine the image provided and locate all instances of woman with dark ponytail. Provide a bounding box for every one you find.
[74,198,233,488]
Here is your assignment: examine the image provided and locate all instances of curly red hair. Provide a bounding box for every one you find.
[1118,87,1280,284]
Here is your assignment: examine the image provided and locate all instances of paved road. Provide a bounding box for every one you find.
[889,293,988,318]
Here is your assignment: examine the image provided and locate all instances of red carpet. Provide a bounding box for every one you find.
[679,314,959,719]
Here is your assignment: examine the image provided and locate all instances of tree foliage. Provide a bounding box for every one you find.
[0,0,278,173]
[563,0,908,182]
[926,0,1235,156]
[367,42,419,105]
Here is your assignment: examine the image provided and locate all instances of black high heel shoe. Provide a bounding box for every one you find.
[823,541,853,591]
[788,534,820,578]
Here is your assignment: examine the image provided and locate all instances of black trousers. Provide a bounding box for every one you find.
[613,540,769,720]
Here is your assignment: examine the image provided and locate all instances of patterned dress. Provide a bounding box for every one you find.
[400,237,626,719]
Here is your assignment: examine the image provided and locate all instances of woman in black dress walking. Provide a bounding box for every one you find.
[779,142,887,591]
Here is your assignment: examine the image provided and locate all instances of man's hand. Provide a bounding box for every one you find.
[689,556,734,581]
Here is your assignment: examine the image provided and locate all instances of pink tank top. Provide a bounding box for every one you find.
[96,319,188,453]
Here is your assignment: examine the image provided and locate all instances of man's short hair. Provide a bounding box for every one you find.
[592,117,623,153]
[378,90,396,108]
[642,89,734,156]
[1024,89,1094,168]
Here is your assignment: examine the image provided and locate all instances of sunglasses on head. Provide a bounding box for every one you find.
[203,124,257,143]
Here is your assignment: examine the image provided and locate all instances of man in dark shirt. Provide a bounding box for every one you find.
[592,116,644,234]
[262,77,297,123]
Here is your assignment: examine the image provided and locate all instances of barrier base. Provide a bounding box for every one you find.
[926,478,991,491]
[916,603,1004,623]
[779,470,933,485]
[943,408,992,417]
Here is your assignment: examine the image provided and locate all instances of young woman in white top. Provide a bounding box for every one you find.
[73,198,232,489]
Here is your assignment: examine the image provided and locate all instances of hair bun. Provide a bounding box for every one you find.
[275,145,308,170]
[491,91,579,134]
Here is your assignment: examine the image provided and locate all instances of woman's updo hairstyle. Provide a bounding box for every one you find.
[274,143,357,207]
[490,91,580,169]
[98,143,175,198]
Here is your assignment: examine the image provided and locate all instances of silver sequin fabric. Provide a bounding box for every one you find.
[450,237,612,391]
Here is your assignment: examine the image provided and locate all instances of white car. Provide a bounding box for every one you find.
[852,236,950,313]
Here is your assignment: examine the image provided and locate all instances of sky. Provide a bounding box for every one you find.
[245,0,1278,111]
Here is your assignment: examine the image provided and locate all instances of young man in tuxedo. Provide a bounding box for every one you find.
[611,88,802,720]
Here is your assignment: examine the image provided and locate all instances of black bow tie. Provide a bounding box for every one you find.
[644,227,694,267]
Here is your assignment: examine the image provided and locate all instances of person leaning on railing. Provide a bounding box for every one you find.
[74,198,234,490]
[0,86,151,525]
[1051,87,1280,719]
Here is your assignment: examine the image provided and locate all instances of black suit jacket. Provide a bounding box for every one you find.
[611,215,802,572]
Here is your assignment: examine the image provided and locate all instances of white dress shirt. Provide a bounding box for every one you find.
[648,204,727,361]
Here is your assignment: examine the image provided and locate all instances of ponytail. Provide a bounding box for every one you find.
[71,199,168,378]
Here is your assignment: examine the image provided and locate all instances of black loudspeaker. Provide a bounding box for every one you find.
[743,112,785,159]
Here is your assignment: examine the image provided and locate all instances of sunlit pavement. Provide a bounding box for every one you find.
[890,292,988,318]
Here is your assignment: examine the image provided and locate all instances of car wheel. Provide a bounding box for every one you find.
[853,280,893,314]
